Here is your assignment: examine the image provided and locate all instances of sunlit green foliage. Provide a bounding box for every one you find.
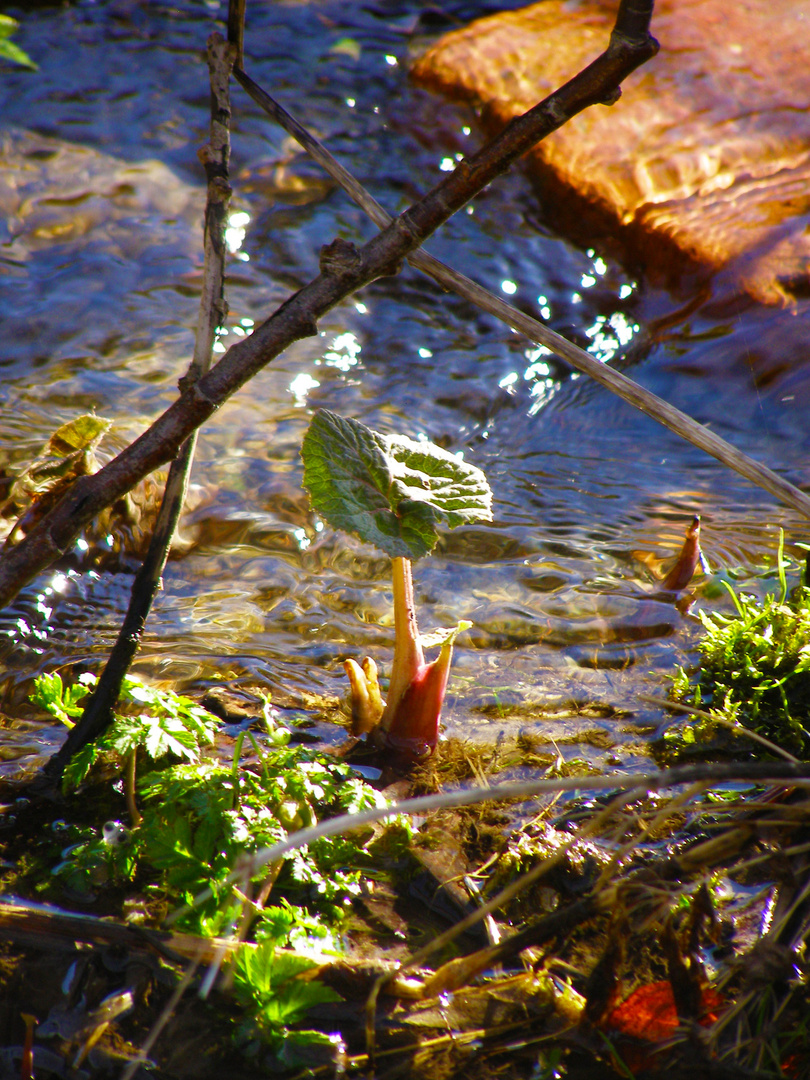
[34,671,219,789]
[0,14,36,69]
[669,537,810,759]
[302,408,492,561]
[30,672,412,1059]
[32,671,94,728]
[137,743,406,934]
[693,585,810,755]
[233,934,341,1059]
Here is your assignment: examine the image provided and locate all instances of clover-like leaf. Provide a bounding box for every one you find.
[302,410,492,559]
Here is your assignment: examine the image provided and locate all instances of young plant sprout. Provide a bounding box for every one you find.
[302,410,492,762]
[662,515,703,591]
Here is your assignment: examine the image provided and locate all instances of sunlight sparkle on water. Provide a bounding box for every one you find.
[524,344,552,380]
[610,311,639,346]
[384,54,397,66]
[321,331,361,371]
[619,282,636,299]
[51,572,71,592]
[289,372,320,406]
[225,211,250,254]
[33,571,70,623]
[524,345,559,416]
[355,301,368,314]
[439,157,455,172]
[346,97,355,108]
[418,347,433,358]
[501,279,517,295]
[580,273,596,288]
[584,311,639,363]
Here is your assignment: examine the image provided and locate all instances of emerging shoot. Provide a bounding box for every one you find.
[662,515,703,591]
[302,410,492,761]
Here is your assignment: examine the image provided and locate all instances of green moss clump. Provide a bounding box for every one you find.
[672,581,810,759]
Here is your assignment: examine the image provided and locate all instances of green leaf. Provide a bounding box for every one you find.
[329,36,361,61]
[0,15,36,70]
[63,744,99,791]
[302,410,492,559]
[234,941,340,1027]
[31,671,93,728]
[47,414,112,456]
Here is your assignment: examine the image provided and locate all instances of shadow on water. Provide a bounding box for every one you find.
[1,0,809,779]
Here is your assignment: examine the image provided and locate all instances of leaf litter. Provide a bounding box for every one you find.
[1,491,809,1077]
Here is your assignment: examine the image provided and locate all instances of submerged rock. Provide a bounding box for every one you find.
[0,126,202,257]
[412,0,810,305]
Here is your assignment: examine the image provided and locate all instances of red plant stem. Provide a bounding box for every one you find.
[381,557,424,731]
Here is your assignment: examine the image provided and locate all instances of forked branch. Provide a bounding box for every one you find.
[0,1,659,611]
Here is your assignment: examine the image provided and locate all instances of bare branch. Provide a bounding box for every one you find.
[38,34,238,785]
[176,759,810,921]
[234,68,810,524]
[226,0,244,70]
[0,1,659,611]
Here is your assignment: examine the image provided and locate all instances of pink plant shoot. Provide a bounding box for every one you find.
[662,515,703,591]
[344,558,470,759]
[376,556,470,760]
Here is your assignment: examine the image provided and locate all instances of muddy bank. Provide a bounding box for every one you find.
[412,0,810,305]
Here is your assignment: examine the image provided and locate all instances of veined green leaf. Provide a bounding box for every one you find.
[302,410,492,559]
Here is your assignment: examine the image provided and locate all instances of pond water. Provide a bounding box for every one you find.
[1,0,809,779]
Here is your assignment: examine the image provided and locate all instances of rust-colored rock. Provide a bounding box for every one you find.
[412,0,810,304]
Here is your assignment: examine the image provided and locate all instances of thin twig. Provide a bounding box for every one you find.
[119,956,201,1080]
[175,759,810,922]
[227,0,244,69]
[233,66,810,527]
[41,33,237,783]
[638,693,802,763]
[0,1,660,612]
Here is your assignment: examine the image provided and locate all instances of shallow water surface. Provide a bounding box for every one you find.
[1,0,809,779]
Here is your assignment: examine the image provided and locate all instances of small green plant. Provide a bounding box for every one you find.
[669,533,810,758]
[137,741,407,933]
[232,925,342,1062]
[33,671,218,822]
[302,409,492,761]
[33,672,408,921]
[30,671,413,1060]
